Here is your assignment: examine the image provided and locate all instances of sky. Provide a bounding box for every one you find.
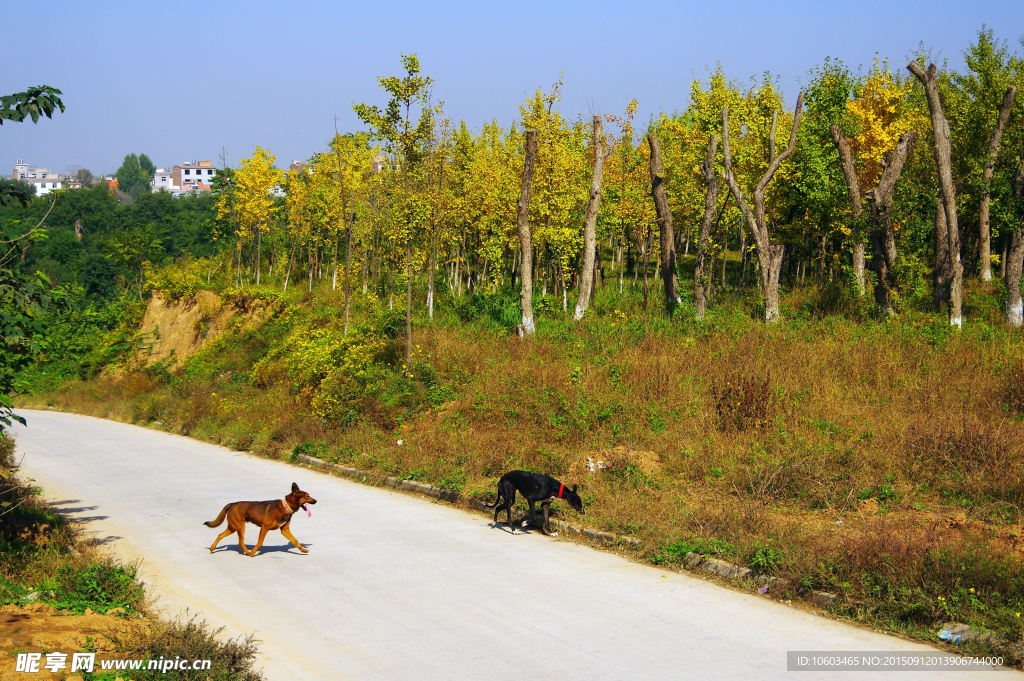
[2,1,1021,177]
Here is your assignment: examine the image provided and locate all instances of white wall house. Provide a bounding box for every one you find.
[151,168,175,192]
[12,159,63,194]
[172,160,216,191]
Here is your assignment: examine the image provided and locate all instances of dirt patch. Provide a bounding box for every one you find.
[567,446,662,481]
[138,290,238,368]
[0,602,147,680]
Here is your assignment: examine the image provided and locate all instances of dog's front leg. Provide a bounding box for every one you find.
[250,526,271,557]
[281,522,308,553]
[524,499,537,529]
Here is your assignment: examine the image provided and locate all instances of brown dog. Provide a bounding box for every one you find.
[204,483,316,557]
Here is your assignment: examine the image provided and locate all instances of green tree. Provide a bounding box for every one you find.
[0,84,65,430]
[354,53,437,370]
[138,153,156,180]
[105,223,165,298]
[75,168,94,186]
[116,153,151,201]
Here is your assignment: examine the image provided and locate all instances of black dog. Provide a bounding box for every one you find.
[485,470,584,535]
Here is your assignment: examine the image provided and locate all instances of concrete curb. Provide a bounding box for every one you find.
[294,454,641,546]
[682,552,838,606]
[941,622,1024,656]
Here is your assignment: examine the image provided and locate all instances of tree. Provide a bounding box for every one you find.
[75,168,94,186]
[116,153,151,201]
[830,62,921,312]
[138,153,156,181]
[575,116,609,320]
[234,147,284,287]
[0,84,65,430]
[909,61,964,326]
[648,131,678,315]
[722,90,805,323]
[354,54,436,370]
[105,222,165,297]
[695,134,719,319]
[1006,151,1024,326]
[793,59,860,293]
[517,129,538,334]
[946,28,1022,281]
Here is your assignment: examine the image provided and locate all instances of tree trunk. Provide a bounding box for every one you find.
[852,242,866,296]
[517,130,539,335]
[832,125,916,308]
[1007,233,1024,327]
[695,134,719,320]
[344,203,353,335]
[575,117,608,320]
[865,131,918,313]
[979,86,1017,281]
[722,96,804,323]
[648,132,679,313]
[909,62,963,326]
[1007,153,1024,327]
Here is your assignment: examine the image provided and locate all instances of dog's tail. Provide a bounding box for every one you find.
[204,504,231,528]
[483,484,502,509]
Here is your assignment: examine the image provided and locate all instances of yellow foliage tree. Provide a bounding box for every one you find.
[234,146,284,286]
[847,61,922,187]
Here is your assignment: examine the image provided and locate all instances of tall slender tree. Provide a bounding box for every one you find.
[574,116,608,320]
[355,54,436,370]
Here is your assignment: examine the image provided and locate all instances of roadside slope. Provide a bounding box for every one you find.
[11,411,1013,680]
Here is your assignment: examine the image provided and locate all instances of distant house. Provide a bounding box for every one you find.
[151,168,175,192]
[288,159,309,174]
[12,159,62,195]
[172,160,216,191]
[372,155,389,174]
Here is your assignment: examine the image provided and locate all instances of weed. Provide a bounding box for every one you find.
[711,372,774,431]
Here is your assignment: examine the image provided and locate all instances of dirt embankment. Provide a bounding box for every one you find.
[0,603,146,680]
[137,291,238,368]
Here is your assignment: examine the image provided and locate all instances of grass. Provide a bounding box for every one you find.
[18,264,1024,656]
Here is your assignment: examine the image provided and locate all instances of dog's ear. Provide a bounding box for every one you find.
[291,482,300,493]
[572,484,578,493]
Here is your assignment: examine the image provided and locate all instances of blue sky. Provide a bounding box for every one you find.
[2,1,1021,176]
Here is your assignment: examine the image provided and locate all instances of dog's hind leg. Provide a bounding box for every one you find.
[506,487,521,535]
[250,526,271,557]
[281,522,309,553]
[236,524,251,556]
[209,528,233,553]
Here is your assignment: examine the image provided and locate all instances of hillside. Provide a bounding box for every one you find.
[16,262,1024,653]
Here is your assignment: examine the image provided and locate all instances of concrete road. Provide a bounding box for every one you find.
[11,410,1017,680]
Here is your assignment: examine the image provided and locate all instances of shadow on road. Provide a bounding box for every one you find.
[210,543,315,556]
[50,499,109,525]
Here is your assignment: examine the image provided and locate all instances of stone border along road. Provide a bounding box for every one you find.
[11,409,1016,680]
[292,454,847,605]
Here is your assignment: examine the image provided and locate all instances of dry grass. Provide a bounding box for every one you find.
[23,284,1024,645]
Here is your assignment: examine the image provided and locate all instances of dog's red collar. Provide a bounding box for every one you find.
[558,483,564,499]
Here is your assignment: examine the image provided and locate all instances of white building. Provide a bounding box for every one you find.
[173,160,216,191]
[12,159,62,195]
[151,168,175,192]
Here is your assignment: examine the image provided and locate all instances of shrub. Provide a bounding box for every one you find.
[747,542,784,574]
[652,536,737,564]
[47,561,145,615]
[1003,364,1024,416]
[711,372,774,431]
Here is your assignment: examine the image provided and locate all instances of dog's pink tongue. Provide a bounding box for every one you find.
[304,504,311,517]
